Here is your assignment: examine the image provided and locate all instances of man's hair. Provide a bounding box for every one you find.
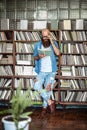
[42,29,50,35]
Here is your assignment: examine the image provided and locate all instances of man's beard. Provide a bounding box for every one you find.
[42,38,51,48]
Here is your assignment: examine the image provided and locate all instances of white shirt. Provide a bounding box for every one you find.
[40,45,52,72]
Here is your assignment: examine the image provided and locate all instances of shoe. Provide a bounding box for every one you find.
[49,101,55,113]
[41,108,47,117]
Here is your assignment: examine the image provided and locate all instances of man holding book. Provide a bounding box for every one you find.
[33,29,60,117]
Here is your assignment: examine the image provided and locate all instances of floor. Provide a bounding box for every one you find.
[0,106,87,130]
[29,107,87,130]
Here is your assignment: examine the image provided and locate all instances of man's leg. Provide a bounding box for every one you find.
[44,72,56,113]
[34,72,50,116]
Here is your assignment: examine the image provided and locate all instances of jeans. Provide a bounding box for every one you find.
[34,72,56,107]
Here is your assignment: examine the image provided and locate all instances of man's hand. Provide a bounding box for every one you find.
[48,35,60,56]
[48,35,53,44]
[39,54,47,59]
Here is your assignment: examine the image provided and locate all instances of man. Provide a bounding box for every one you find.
[33,29,60,116]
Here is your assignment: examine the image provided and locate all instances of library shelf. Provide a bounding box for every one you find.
[0,29,87,107]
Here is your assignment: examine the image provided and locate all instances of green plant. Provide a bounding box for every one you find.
[0,86,33,130]
[0,84,42,130]
[10,87,33,130]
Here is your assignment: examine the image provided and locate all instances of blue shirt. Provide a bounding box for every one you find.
[33,41,58,74]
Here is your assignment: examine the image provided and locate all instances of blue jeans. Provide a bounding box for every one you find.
[34,72,56,107]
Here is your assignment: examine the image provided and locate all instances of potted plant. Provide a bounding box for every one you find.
[1,86,33,130]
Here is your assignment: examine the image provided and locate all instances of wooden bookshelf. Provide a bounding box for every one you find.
[59,30,87,105]
[14,30,59,103]
[0,30,14,102]
[0,29,87,107]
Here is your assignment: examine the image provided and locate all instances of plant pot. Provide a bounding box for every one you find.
[2,115,31,130]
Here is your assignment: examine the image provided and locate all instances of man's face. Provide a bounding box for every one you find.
[42,36,51,48]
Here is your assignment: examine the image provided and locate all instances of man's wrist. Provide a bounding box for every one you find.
[51,41,54,46]
[38,55,40,59]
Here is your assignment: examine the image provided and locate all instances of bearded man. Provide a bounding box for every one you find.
[33,29,60,117]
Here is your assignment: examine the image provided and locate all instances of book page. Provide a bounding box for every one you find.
[38,48,52,56]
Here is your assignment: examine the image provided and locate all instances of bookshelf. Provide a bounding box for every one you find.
[0,29,87,107]
[0,30,14,102]
[14,30,42,103]
[59,29,87,105]
[14,30,59,103]
[0,29,59,105]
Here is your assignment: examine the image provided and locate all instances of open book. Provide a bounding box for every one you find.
[38,48,52,56]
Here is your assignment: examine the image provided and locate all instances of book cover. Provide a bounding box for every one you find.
[38,48,52,56]
[76,19,84,30]
[33,21,47,29]
[20,20,28,30]
[63,20,71,30]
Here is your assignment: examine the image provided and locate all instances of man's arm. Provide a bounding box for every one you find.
[48,36,60,56]
[34,54,46,60]
[51,41,60,56]
[34,55,40,60]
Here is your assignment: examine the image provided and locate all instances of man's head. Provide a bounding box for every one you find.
[41,29,51,48]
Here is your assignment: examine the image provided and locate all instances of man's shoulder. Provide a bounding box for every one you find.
[35,41,42,47]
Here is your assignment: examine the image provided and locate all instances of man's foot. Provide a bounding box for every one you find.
[48,100,56,113]
[41,107,47,117]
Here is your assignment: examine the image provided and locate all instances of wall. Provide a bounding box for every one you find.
[0,0,87,29]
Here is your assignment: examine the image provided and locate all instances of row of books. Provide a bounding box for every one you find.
[1,89,87,102]
[0,58,86,76]
[59,19,87,30]
[0,90,11,100]
[61,55,87,65]
[0,19,47,30]
[2,78,86,90]
[0,19,58,30]
[60,79,87,89]
[0,43,13,53]
[0,78,35,89]
[1,30,87,42]
[15,66,37,76]
[0,55,13,64]
[1,19,87,30]
[60,31,87,41]
[0,66,13,75]
[15,31,41,41]
[0,19,30,30]
[15,78,34,89]
[0,30,57,42]
[0,79,12,88]
[16,54,34,65]
[15,31,57,41]
[61,91,87,102]
[61,66,87,77]
[16,42,34,53]
[0,89,42,101]
[60,43,87,54]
